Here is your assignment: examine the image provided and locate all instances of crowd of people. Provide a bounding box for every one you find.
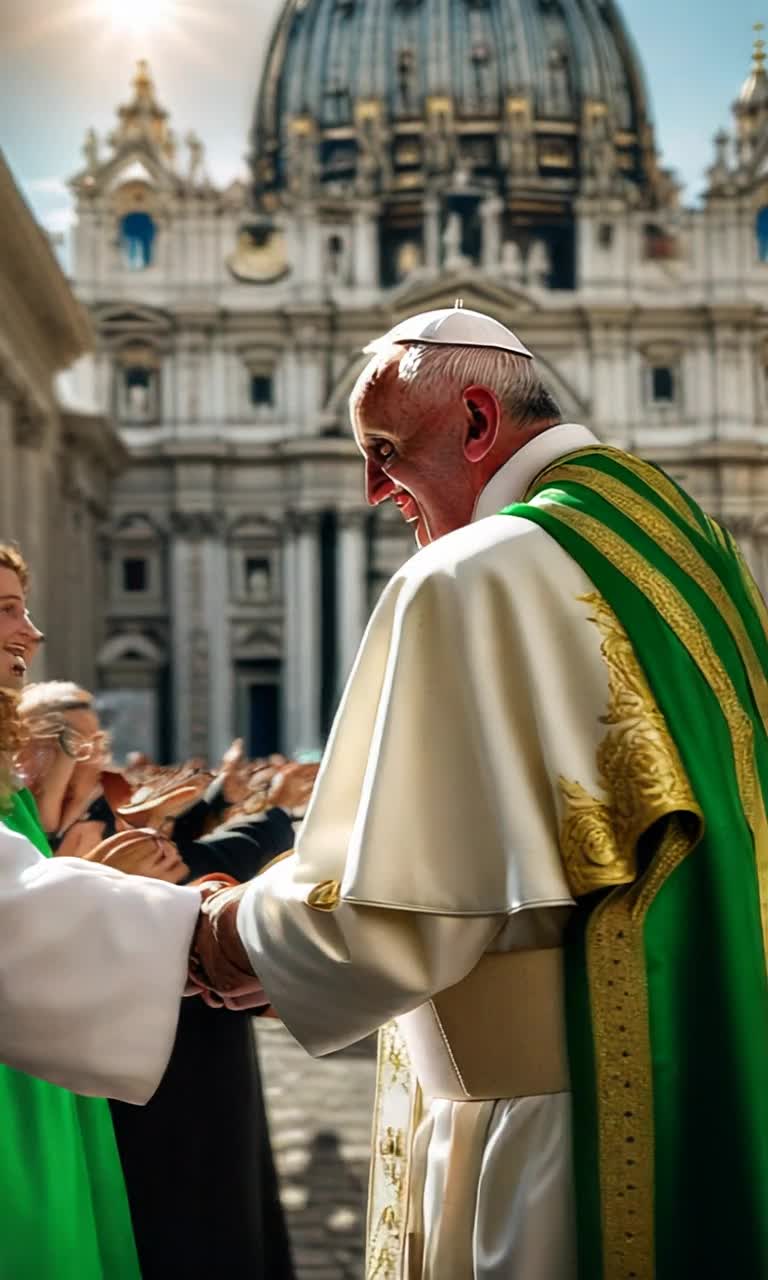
[0,541,318,1278]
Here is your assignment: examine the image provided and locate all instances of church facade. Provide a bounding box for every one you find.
[0,151,124,691]
[66,0,768,762]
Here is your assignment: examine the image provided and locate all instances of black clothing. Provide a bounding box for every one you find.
[110,1002,294,1279]
[171,776,229,847]
[180,808,296,883]
[110,797,296,1279]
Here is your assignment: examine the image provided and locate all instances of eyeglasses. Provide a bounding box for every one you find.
[58,727,112,763]
[30,715,111,764]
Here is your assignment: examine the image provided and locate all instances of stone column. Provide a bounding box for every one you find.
[296,203,323,290]
[15,411,48,635]
[170,512,228,761]
[0,387,16,538]
[202,532,234,760]
[480,195,503,270]
[352,201,380,289]
[424,195,441,271]
[588,313,631,446]
[336,509,368,698]
[282,512,322,755]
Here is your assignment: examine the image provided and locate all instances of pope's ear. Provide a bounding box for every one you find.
[462,385,500,463]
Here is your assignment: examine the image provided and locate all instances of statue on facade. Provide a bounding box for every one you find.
[527,239,551,288]
[581,105,620,198]
[501,99,537,178]
[185,132,205,186]
[501,238,524,283]
[286,125,317,201]
[356,111,386,197]
[163,128,178,170]
[426,107,455,176]
[83,128,100,173]
[442,212,468,269]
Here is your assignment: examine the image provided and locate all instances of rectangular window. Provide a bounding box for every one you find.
[122,557,148,593]
[250,374,274,407]
[651,365,676,404]
[245,556,271,601]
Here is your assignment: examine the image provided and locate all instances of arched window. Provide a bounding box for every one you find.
[756,207,768,263]
[120,211,156,270]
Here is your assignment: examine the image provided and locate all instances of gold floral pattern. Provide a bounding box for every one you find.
[559,592,700,898]
[366,1023,418,1279]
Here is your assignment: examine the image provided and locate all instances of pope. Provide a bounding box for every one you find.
[195,307,768,1280]
[4,307,768,1280]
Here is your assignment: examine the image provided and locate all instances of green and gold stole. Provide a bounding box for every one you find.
[502,447,768,1280]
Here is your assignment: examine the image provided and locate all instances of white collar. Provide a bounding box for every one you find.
[472,423,600,522]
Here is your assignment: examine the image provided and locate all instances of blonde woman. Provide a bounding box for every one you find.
[0,547,200,1279]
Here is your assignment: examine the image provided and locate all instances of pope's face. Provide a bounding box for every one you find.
[354,359,477,547]
[0,568,43,690]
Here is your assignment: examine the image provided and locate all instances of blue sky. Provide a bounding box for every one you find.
[0,0,759,246]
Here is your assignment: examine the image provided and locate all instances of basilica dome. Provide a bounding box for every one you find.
[252,0,659,209]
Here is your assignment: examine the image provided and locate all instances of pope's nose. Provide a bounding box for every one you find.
[365,457,396,507]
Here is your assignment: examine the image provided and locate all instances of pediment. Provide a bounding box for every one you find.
[87,144,177,195]
[98,630,166,667]
[227,514,280,537]
[388,271,538,321]
[95,304,173,336]
[232,623,283,658]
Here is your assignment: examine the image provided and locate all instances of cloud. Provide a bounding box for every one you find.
[41,204,76,235]
[24,176,69,196]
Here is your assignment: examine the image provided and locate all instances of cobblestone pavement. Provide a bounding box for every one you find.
[254,1020,378,1280]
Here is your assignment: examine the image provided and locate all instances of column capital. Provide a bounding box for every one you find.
[171,510,226,540]
[336,507,369,532]
[286,509,323,537]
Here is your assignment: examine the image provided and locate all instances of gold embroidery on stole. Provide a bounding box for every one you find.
[558,593,698,897]
[366,1023,418,1279]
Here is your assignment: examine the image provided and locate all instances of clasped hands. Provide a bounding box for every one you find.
[186,879,273,1013]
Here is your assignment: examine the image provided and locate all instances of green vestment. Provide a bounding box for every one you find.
[502,447,768,1279]
[1,788,140,1279]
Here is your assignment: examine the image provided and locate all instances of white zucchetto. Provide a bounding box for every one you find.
[363,306,533,359]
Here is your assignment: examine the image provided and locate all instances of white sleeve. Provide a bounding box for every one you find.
[0,823,200,1103]
[238,857,504,1055]
[238,518,618,1056]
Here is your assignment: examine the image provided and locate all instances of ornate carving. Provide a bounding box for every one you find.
[559,593,698,897]
[580,100,622,199]
[366,1023,415,1279]
[171,511,225,540]
[501,94,537,178]
[286,116,318,200]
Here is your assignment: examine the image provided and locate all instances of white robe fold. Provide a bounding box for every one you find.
[0,821,200,1103]
[238,426,614,1279]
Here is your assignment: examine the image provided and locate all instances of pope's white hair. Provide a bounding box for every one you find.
[351,341,561,426]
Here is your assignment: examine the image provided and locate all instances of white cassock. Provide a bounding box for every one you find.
[239,423,617,1279]
[0,823,199,1103]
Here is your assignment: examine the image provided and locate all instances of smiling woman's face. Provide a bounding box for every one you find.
[0,568,43,690]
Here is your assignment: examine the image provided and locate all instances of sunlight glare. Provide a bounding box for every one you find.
[101,0,178,35]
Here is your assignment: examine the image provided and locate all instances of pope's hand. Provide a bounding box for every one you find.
[188,881,270,1010]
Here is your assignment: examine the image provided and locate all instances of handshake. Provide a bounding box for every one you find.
[186,877,274,1014]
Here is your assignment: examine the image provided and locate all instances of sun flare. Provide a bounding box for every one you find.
[99,0,178,35]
